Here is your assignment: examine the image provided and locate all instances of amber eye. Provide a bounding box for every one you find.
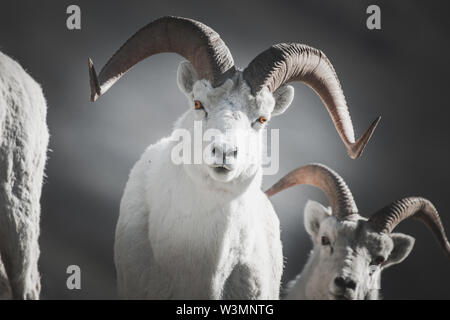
[194,100,203,110]
[321,236,330,246]
[371,256,385,266]
[258,116,267,124]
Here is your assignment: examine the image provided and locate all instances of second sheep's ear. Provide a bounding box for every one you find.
[304,200,331,238]
[382,233,415,269]
[272,85,294,116]
[177,61,199,96]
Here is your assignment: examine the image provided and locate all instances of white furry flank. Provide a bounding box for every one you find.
[0,51,48,299]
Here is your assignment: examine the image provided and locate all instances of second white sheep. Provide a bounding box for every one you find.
[266,164,450,300]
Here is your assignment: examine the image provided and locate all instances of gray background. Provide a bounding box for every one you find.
[1,0,449,299]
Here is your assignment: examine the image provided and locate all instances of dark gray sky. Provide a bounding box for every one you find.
[1,0,449,299]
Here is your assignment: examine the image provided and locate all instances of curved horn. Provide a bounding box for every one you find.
[265,164,358,218]
[243,43,380,159]
[369,197,450,257]
[88,16,235,101]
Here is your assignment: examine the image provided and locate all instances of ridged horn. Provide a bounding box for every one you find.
[265,164,358,219]
[243,43,380,159]
[88,16,235,101]
[369,197,450,257]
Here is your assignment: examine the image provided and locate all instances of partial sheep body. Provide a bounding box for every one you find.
[266,164,450,300]
[0,52,48,299]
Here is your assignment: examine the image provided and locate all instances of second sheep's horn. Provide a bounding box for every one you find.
[369,197,450,257]
[265,163,358,219]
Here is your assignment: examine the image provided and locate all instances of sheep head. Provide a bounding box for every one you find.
[267,164,450,300]
[174,65,288,188]
[88,16,380,189]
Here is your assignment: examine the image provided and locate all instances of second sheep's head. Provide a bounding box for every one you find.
[266,164,450,300]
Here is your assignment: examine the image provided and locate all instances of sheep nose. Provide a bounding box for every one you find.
[211,144,238,165]
[334,277,357,291]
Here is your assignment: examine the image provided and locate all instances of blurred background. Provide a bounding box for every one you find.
[0,0,449,299]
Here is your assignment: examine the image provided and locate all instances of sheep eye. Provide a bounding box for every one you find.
[258,116,267,124]
[371,256,385,266]
[194,100,203,110]
[321,236,330,246]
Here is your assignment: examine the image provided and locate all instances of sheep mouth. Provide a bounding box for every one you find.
[208,165,236,182]
[212,165,232,174]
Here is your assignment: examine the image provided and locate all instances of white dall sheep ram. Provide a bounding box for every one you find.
[0,51,48,299]
[88,16,380,299]
[266,164,450,300]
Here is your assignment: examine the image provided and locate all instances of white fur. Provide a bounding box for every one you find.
[285,200,414,300]
[0,52,49,299]
[114,62,294,299]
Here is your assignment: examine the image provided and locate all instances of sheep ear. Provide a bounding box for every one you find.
[272,85,294,116]
[383,233,415,269]
[177,61,199,96]
[304,200,331,237]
